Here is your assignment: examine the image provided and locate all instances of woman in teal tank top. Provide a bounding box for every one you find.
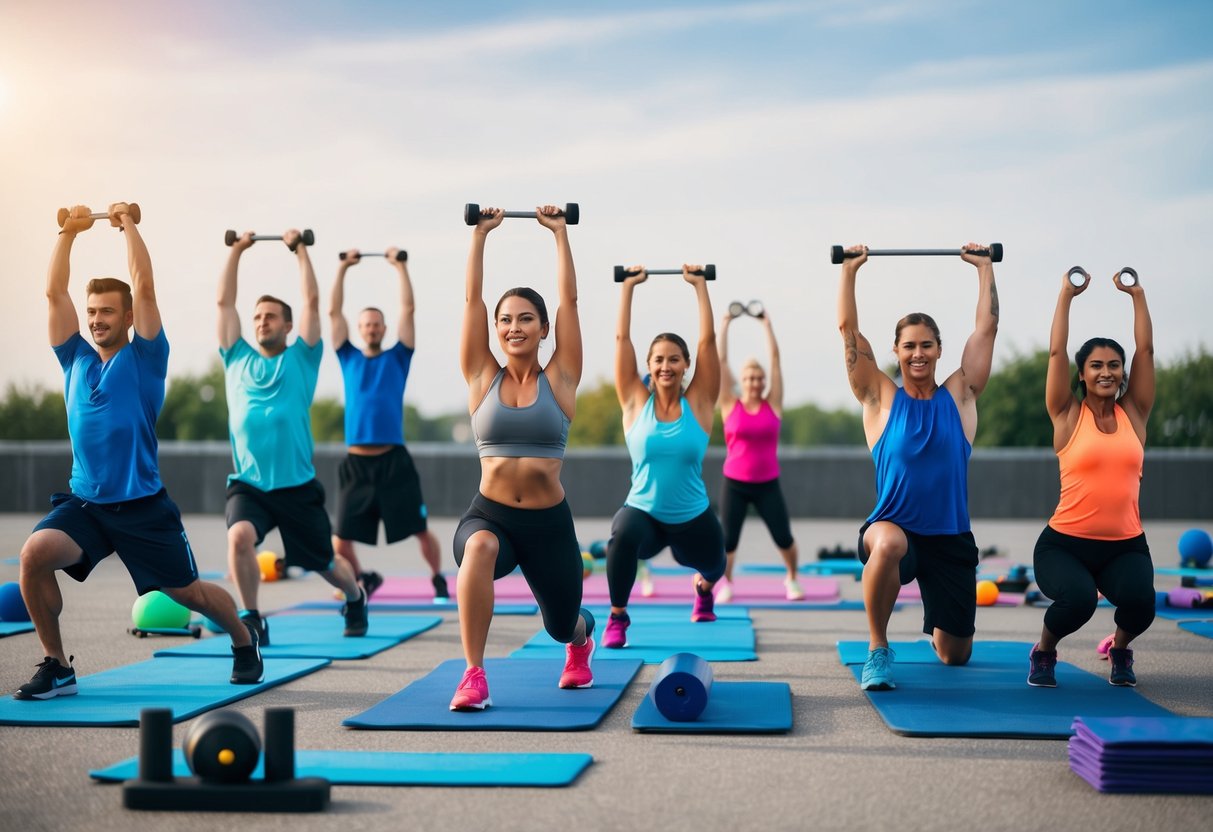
[603,265,727,650]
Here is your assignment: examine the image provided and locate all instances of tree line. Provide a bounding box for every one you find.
[2,349,1210,447]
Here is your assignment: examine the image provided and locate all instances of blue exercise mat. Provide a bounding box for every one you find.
[344,657,642,731]
[1155,566,1213,579]
[1177,620,1213,639]
[0,621,34,637]
[743,561,865,578]
[283,600,539,615]
[0,656,329,726]
[512,611,756,663]
[91,749,592,786]
[847,660,1175,738]
[837,640,1035,666]
[153,614,441,660]
[633,680,792,733]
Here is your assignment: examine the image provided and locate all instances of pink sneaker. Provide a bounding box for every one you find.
[559,637,595,688]
[691,578,717,623]
[449,666,492,711]
[603,612,630,649]
[1097,633,1115,660]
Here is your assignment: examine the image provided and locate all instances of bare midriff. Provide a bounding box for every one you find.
[479,457,566,507]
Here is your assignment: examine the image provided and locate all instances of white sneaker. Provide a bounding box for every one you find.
[716,579,733,604]
[784,578,805,601]
[639,563,655,597]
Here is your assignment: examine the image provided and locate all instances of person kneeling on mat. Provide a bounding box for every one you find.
[15,205,262,700]
[1027,268,1156,688]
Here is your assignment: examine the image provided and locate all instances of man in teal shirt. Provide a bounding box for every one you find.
[218,228,367,644]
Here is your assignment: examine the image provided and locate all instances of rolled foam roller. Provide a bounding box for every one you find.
[650,652,713,722]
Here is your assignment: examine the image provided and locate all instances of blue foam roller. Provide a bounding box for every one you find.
[651,652,713,722]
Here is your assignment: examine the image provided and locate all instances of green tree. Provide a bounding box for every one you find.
[781,403,865,446]
[567,379,624,447]
[1151,348,1213,447]
[0,384,68,439]
[310,398,345,442]
[158,361,229,440]
[973,348,1053,447]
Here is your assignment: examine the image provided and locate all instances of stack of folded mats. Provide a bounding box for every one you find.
[1069,716,1213,794]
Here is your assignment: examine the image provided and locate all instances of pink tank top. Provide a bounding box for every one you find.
[722,399,781,483]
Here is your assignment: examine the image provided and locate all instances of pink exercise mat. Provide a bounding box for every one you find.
[896,580,1022,606]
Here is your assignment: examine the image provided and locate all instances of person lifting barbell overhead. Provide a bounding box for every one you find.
[603,264,727,649]
[837,243,999,692]
[1026,265,1156,689]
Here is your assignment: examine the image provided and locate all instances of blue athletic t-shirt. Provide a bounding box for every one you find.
[866,386,971,535]
[336,340,412,446]
[221,337,322,491]
[624,395,710,524]
[54,330,167,503]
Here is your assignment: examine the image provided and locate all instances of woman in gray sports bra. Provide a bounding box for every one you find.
[448,205,596,712]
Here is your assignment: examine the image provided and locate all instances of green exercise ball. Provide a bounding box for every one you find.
[131,590,191,630]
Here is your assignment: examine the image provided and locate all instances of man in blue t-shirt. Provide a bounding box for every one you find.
[328,247,445,601]
[218,228,367,645]
[14,203,262,701]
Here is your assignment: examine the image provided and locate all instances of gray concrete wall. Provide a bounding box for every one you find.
[2,441,1209,520]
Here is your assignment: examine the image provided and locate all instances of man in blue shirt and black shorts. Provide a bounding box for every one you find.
[219,228,368,646]
[329,247,445,601]
[14,203,262,700]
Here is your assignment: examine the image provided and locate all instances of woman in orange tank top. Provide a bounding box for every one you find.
[1027,267,1155,689]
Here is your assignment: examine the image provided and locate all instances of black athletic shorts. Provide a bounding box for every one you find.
[34,489,199,595]
[334,446,428,545]
[859,521,979,638]
[225,479,335,572]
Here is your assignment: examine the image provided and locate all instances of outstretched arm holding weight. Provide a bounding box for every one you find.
[120,203,161,341]
[47,206,94,347]
[836,245,895,445]
[943,244,999,444]
[287,230,321,348]
[717,312,738,414]
[217,232,252,352]
[329,250,359,350]
[762,313,784,417]
[461,207,505,410]
[536,206,582,417]
[1044,268,1087,449]
[614,267,649,430]
[682,266,720,434]
[391,247,417,351]
[1118,274,1155,441]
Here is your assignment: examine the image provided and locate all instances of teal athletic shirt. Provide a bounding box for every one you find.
[55,330,167,503]
[624,395,710,524]
[221,337,322,491]
[335,340,412,446]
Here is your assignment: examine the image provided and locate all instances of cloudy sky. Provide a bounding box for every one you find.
[2,0,1210,418]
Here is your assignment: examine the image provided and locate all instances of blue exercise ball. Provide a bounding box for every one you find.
[1179,529,1213,568]
[0,581,30,622]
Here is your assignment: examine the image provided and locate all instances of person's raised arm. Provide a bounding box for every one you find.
[288,229,320,347]
[47,206,92,346]
[461,208,503,406]
[537,206,581,398]
[1045,271,1084,429]
[329,250,357,349]
[615,268,647,424]
[836,245,881,408]
[762,312,784,416]
[717,312,737,412]
[217,232,252,350]
[117,203,160,340]
[1118,273,1155,436]
[954,243,999,404]
[683,265,720,431]
[389,247,416,350]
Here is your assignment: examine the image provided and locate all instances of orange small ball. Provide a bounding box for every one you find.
[257,550,282,582]
[976,579,1000,607]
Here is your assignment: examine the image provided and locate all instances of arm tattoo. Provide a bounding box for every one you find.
[844,331,858,374]
[989,282,1000,320]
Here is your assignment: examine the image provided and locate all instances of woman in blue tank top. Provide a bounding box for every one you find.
[449,205,596,712]
[837,243,999,692]
[603,265,727,650]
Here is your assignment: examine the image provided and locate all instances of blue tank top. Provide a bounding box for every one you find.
[55,330,167,503]
[471,369,569,459]
[625,396,710,524]
[336,341,413,446]
[866,386,971,535]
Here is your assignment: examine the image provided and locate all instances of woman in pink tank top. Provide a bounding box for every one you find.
[1028,267,1156,690]
[716,306,801,601]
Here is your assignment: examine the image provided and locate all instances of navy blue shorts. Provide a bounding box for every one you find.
[34,490,199,595]
[225,479,335,572]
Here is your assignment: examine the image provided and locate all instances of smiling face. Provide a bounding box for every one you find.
[895,323,942,385]
[495,295,547,358]
[86,290,133,350]
[647,336,691,392]
[1080,346,1125,400]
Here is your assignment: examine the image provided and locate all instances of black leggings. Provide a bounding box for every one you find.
[453,494,584,643]
[1032,525,1156,640]
[606,505,726,608]
[719,476,795,552]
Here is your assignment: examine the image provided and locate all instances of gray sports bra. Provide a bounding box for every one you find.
[471,369,570,459]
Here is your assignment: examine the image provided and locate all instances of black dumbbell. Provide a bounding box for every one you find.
[830,243,1003,265]
[338,250,407,262]
[614,265,716,282]
[224,229,315,252]
[57,203,141,228]
[463,203,579,226]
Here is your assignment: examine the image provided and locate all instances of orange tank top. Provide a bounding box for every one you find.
[1049,402,1143,540]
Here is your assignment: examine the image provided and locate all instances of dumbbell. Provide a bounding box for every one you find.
[830,243,1003,265]
[614,265,716,283]
[463,203,579,226]
[1067,266,1139,288]
[224,229,315,252]
[1116,267,1138,288]
[338,250,407,262]
[728,300,765,318]
[57,203,141,228]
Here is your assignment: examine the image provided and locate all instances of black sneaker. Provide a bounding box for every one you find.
[1108,647,1137,687]
[240,611,270,647]
[230,621,264,685]
[360,571,385,600]
[13,656,77,700]
[1027,644,1057,688]
[432,573,450,601]
[342,587,369,637]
